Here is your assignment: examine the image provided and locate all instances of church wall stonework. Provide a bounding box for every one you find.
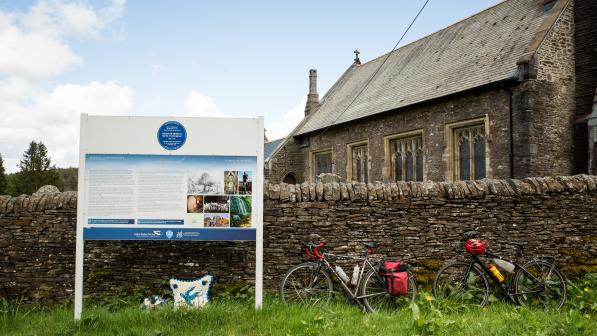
[513,0,576,177]
[265,137,303,184]
[1,174,596,302]
[300,87,512,183]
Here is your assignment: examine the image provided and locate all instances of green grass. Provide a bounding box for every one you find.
[1,293,595,336]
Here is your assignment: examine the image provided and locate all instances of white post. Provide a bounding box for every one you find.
[74,114,88,320]
[255,116,264,309]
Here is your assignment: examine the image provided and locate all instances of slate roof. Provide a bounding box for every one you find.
[264,138,285,160]
[295,0,562,135]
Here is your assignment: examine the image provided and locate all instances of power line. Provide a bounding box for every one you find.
[313,0,430,140]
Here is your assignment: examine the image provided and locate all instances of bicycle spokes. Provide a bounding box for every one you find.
[281,264,333,306]
[514,260,566,309]
[433,262,489,306]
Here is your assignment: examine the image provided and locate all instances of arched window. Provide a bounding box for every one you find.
[389,134,423,182]
[416,148,424,181]
[350,144,368,183]
[393,151,403,181]
[405,149,414,181]
[454,124,486,180]
[459,136,471,181]
[312,149,332,178]
[473,135,486,179]
[282,173,297,184]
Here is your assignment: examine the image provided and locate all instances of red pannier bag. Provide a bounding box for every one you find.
[379,261,409,296]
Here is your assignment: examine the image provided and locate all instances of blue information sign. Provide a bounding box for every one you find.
[84,227,256,241]
[157,121,187,150]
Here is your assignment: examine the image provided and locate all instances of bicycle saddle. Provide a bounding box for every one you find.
[364,242,378,249]
[512,241,528,246]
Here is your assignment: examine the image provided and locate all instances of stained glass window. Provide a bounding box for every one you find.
[314,151,332,177]
[454,124,486,180]
[389,135,423,182]
[351,145,368,183]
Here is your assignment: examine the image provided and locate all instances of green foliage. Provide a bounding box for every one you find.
[0,154,6,195]
[11,141,63,195]
[210,281,254,300]
[1,279,596,335]
[55,167,78,191]
[567,273,597,315]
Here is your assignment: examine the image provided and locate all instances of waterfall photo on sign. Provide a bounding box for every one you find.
[231,196,252,227]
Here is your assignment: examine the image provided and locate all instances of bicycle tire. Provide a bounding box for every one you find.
[279,262,334,306]
[432,261,490,306]
[513,259,567,309]
[360,269,417,312]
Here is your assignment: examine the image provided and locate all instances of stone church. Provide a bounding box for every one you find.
[266,0,596,184]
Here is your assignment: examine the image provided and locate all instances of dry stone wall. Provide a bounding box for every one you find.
[1,175,596,303]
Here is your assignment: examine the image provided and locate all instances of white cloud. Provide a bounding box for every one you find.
[21,0,125,39]
[184,90,226,118]
[266,95,306,140]
[0,1,129,174]
[0,26,81,80]
[0,80,133,172]
[0,0,125,81]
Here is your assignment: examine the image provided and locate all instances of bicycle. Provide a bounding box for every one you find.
[432,231,566,309]
[279,241,417,312]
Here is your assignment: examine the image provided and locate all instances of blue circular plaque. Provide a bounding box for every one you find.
[157,121,187,150]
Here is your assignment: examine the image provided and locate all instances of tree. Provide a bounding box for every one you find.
[0,154,7,195]
[13,141,63,195]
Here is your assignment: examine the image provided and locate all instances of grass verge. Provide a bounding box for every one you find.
[1,292,595,336]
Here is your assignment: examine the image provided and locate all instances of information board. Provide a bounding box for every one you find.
[74,114,264,319]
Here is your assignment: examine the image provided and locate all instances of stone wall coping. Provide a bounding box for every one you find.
[1,175,595,214]
[265,174,597,202]
[0,191,77,214]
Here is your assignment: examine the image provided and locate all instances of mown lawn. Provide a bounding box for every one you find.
[1,292,595,336]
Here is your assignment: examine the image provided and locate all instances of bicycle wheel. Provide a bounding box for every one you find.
[432,261,490,306]
[513,259,566,309]
[360,269,417,312]
[279,262,333,306]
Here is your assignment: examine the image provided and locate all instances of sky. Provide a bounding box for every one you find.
[0,0,499,173]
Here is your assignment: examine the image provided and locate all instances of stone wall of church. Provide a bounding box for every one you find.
[297,86,512,183]
[1,175,595,303]
[265,136,304,183]
[513,0,576,177]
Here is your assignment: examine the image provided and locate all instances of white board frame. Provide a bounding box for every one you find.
[74,114,264,319]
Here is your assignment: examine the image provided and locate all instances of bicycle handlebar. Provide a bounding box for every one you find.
[304,241,325,259]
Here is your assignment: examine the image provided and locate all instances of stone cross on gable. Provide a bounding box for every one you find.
[353,49,361,65]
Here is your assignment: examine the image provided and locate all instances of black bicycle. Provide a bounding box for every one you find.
[432,231,566,309]
[280,241,417,312]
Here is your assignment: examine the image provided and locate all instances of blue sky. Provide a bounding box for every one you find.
[0,0,498,172]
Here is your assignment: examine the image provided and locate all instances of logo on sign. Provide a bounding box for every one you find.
[157,121,187,150]
[166,230,174,239]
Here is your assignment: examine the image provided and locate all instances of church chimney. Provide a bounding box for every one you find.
[304,69,320,117]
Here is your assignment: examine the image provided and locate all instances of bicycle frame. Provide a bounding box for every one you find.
[461,250,554,305]
[308,248,386,311]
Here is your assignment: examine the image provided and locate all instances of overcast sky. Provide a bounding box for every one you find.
[0,0,498,173]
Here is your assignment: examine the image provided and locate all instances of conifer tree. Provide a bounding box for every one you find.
[13,141,62,194]
[0,153,7,195]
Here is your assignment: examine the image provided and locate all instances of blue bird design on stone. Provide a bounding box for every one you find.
[180,286,198,306]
